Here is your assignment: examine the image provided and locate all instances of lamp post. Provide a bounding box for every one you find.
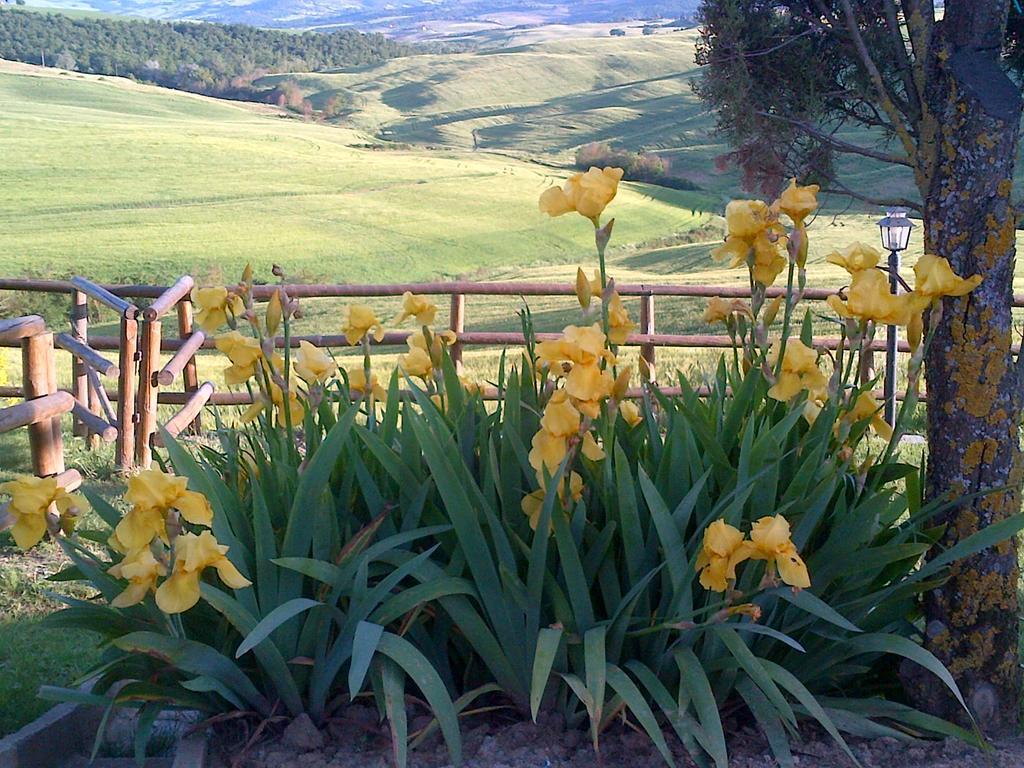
[877,208,914,426]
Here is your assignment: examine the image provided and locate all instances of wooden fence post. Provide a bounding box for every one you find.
[639,291,656,383]
[450,293,466,375]
[70,290,88,441]
[176,299,202,435]
[22,332,64,477]
[116,312,138,471]
[135,318,161,468]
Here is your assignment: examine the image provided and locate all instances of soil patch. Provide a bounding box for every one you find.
[213,705,1024,768]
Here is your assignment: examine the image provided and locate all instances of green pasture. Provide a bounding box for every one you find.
[0,62,710,288]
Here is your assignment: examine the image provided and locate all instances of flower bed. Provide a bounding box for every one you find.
[2,171,1019,768]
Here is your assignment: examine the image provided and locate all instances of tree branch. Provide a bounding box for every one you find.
[806,156,923,211]
[835,0,921,162]
[757,111,915,167]
[882,0,924,120]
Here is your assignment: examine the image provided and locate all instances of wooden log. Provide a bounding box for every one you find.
[0,391,74,435]
[71,290,89,440]
[638,292,656,382]
[176,300,202,434]
[449,294,466,375]
[86,364,118,425]
[156,329,206,386]
[0,383,925,405]
[143,276,195,321]
[2,331,945,356]
[0,316,46,344]
[69,277,133,316]
[21,333,65,476]
[71,401,118,442]
[134,319,162,468]
[55,333,118,378]
[53,469,83,493]
[116,314,138,471]
[4,276,1024,307]
[153,382,214,446]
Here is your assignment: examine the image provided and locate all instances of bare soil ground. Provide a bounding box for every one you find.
[214,704,1024,768]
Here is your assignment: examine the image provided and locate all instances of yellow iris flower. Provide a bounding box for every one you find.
[913,254,983,299]
[215,331,264,386]
[191,287,243,334]
[842,391,894,441]
[265,290,283,337]
[155,530,251,614]
[607,293,636,344]
[529,428,569,479]
[767,340,828,402]
[395,292,438,326]
[619,399,643,427]
[538,167,624,225]
[826,269,929,327]
[580,431,605,461]
[0,475,87,550]
[115,469,213,550]
[826,242,882,274]
[711,200,787,287]
[341,304,386,346]
[521,471,584,532]
[347,367,387,400]
[773,178,819,226]
[540,390,580,437]
[109,546,166,608]
[695,520,752,592]
[703,297,753,324]
[565,363,614,418]
[294,341,337,384]
[748,515,811,589]
[241,383,305,427]
[537,324,615,369]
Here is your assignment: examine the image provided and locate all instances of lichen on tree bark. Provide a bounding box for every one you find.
[914,17,1024,730]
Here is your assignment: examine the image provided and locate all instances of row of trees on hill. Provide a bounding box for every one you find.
[0,8,413,100]
[575,142,700,191]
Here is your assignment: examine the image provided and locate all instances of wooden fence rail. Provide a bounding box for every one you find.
[0,316,72,479]
[4,274,1008,472]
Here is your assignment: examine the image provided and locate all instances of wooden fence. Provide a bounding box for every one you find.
[3,275,1015,476]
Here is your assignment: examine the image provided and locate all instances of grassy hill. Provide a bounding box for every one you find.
[260,33,709,158]
[257,29,949,207]
[0,60,711,287]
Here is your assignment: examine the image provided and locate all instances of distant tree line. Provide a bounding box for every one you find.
[575,142,700,191]
[0,8,414,101]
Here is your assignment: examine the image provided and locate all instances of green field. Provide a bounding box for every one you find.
[258,28,963,206]
[0,59,712,287]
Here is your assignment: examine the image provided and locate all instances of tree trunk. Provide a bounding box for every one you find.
[913,0,1023,732]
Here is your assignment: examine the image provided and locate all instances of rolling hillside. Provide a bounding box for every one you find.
[0,60,710,286]
[257,29,941,207]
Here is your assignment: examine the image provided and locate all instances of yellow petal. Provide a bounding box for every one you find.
[176,490,213,527]
[112,581,152,609]
[539,186,573,217]
[214,557,252,590]
[266,290,283,337]
[575,267,592,309]
[11,513,47,550]
[619,399,642,427]
[115,506,167,550]
[240,401,265,424]
[581,431,605,461]
[540,391,580,438]
[776,546,811,589]
[155,571,202,614]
